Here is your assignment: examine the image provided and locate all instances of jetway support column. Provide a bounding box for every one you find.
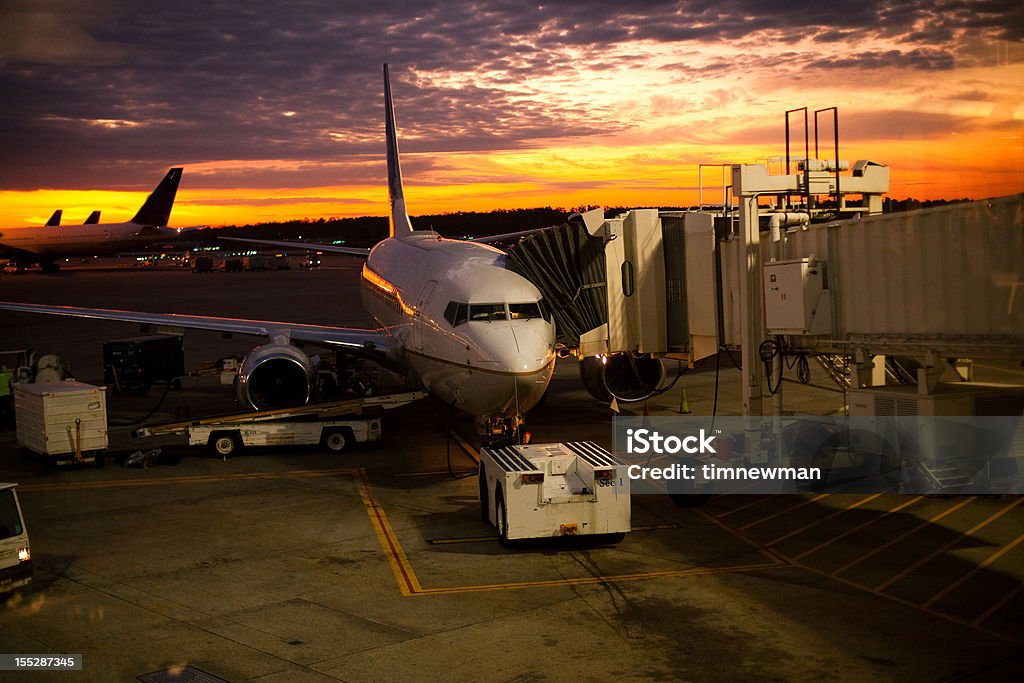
[732,165,801,419]
[736,190,764,419]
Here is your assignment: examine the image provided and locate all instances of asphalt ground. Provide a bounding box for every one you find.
[0,262,1021,681]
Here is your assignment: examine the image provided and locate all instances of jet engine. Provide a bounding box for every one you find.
[236,342,315,410]
[579,353,667,403]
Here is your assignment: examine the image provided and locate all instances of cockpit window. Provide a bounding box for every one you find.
[447,301,549,326]
[469,304,507,322]
[444,301,468,327]
[538,298,552,322]
[508,302,543,320]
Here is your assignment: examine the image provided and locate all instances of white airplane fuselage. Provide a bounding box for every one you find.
[361,232,556,418]
[0,222,177,257]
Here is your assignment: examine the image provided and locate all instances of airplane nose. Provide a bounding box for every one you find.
[508,326,554,374]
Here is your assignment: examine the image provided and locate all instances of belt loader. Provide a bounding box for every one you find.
[134,390,426,458]
[479,441,631,545]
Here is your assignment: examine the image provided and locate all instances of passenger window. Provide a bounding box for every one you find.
[469,304,507,322]
[509,303,542,320]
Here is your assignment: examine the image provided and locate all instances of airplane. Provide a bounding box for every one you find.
[0,65,557,441]
[84,211,101,225]
[0,168,186,271]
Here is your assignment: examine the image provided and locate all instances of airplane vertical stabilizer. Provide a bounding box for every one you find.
[130,167,183,226]
[384,64,415,238]
[84,211,101,224]
[46,210,62,226]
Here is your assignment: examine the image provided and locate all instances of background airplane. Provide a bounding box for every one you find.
[0,168,185,271]
[0,66,556,442]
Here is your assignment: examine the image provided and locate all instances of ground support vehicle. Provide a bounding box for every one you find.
[0,484,31,593]
[133,390,426,457]
[191,256,214,272]
[479,441,631,545]
[14,381,108,466]
[103,334,185,394]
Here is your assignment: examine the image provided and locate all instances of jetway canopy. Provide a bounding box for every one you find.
[504,215,607,346]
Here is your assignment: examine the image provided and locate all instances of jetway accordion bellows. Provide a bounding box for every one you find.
[505,217,608,346]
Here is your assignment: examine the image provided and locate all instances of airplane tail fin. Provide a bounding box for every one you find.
[84,211,101,225]
[384,64,415,238]
[46,210,62,226]
[131,167,182,226]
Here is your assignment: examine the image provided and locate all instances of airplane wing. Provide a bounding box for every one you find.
[219,236,371,256]
[0,301,395,353]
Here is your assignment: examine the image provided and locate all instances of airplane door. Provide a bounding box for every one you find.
[412,279,438,351]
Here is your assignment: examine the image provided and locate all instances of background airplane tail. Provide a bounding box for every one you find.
[131,167,183,226]
[384,64,415,238]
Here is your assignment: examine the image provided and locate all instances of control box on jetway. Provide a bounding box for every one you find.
[763,258,832,336]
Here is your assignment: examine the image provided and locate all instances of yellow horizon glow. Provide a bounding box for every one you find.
[1,128,1021,230]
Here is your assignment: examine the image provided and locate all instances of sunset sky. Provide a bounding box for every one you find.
[1,1,1021,228]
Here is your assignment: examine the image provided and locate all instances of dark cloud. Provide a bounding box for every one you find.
[0,0,1018,190]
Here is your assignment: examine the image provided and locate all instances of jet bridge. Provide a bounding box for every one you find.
[506,207,720,403]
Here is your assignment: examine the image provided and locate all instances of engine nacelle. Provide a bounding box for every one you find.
[579,353,666,403]
[236,342,315,410]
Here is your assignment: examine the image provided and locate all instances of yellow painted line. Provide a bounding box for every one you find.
[393,469,477,478]
[972,581,1024,627]
[834,496,976,578]
[765,494,882,547]
[352,467,422,597]
[793,496,924,562]
[739,493,830,530]
[713,495,777,519]
[407,561,791,596]
[873,497,1020,591]
[922,531,1024,609]
[696,506,792,567]
[17,468,360,492]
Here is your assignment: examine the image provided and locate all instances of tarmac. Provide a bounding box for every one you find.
[0,260,1022,681]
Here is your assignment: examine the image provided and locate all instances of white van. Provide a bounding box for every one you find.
[0,484,32,592]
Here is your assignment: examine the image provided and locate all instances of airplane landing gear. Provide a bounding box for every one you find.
[480,415,530,448]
